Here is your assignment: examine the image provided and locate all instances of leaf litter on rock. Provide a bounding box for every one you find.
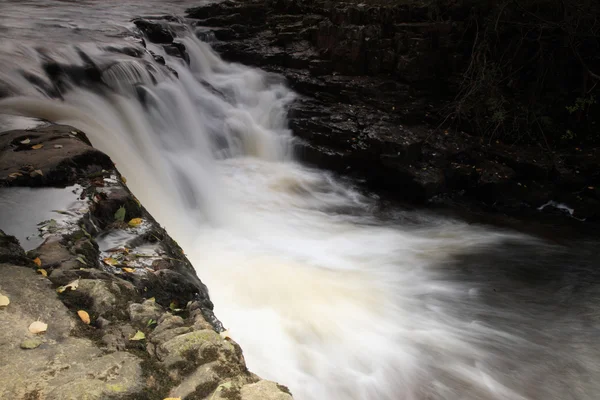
[130,330,145,341]
[114,206,126,222]
[77,310,91,325]
[128,218,143,227]
[57,279,79,293]
[29,321,48,334]
[31,144,43,150]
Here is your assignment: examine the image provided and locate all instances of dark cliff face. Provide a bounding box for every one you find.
[183,0,600,224]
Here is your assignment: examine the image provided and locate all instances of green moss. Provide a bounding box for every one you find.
[106,383,127,393]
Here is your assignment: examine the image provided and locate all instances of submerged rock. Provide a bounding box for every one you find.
[133,18,175,44]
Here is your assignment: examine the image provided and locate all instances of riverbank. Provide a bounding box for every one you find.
[176,0,600,225]
[0,125,293,400]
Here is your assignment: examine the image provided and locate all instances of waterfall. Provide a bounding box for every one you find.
[1,30,599,400]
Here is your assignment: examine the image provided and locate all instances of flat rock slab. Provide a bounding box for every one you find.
[0,263,143,400]
[0,124,113,187]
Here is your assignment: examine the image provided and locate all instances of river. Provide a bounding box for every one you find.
[0,1,599,399]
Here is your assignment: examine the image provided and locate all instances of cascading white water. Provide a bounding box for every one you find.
[2,26,600,400]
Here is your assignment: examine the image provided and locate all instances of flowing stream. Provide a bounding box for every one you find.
[1,2,599,399]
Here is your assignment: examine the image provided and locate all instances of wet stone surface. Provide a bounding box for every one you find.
[0,124,293,399]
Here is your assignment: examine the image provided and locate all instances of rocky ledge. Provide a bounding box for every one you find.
[0,125,292,400]
[167,0,600,223]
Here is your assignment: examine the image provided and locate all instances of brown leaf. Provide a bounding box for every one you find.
[31,144,43,150]
[77,310,90,325]
[33,257,41,267]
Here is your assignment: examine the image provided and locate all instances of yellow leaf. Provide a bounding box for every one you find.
[121,175,127,184]
[103,257,118,266]
[130,330,145,341]
[31,144,43,150]
[0,294,9,307]
[147,297,156,302]
[122,267,135,273]
[38,269,48,277]
[29,321,48,334]
[128,218,143,227]
[77,310,90,325]
[33,257,41,267]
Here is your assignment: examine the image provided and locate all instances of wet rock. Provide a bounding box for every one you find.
[0,230,32,266]
[240,380,294,400]
[133,18,175,44]
[0,123,293,398]
[0,125,112,187]
[0,264,144,400]
[67,278,137,319]
[128,299,164,328]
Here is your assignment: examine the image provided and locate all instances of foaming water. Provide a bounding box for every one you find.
[1,17,600,400]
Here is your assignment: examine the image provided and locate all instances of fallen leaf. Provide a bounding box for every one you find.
[54,144,63,149]
[220,330,232,340]
[70,130,78,135]
[130,330,145,341]
[122,267,135,273]
[77,310,90,324]
[147,297,155,302]
[20,338,42,349]
[147,318,157,327]
[0,294,10,307]
[103,257,118,266]
[128,218,142,227]
[20,138,31,144]
[29,321,48,334]
[31,144,44,150]
[33,257,41,267]
[57,279,79,293]
[76,256,87,265]
[8,172,22,178]
[114,206,126,222]
[121,175,127,184]
[38,269,48,277]
[31,169,43,177]
[588,186,595,190]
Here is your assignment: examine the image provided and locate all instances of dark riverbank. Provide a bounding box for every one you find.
[174,0,599,226]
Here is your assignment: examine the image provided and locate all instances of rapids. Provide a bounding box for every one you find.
[1,2,599,399]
